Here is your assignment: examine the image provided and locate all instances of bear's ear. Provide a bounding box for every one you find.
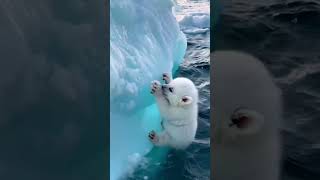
[229,108,264,135]
[180,96,193,106]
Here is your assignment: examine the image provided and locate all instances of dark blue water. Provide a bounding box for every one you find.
[214,0,320,179]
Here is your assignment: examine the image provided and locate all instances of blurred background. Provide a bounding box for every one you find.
[0,0,107,179]
[213,0,320,179]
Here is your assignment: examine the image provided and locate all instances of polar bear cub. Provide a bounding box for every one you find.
[148,73,198,149]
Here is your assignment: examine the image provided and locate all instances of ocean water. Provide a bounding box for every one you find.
[214,0,320,179]
[127,0,210,179]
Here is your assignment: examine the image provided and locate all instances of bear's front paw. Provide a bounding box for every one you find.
[150,80,161,95]
[148,130,159,144]
[162,73,171,84]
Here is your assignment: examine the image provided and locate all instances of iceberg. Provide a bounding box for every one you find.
[110,0,187,179]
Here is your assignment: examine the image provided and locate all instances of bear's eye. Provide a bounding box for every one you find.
[169,87,174,93]
[229,107,252,129]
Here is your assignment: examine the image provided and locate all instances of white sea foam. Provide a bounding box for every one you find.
[179,13,210,29]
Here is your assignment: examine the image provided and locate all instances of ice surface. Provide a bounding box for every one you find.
[110,0,187,179]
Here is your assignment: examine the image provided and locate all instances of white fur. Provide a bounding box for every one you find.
[149,75,198,149]
[211,51,282,180]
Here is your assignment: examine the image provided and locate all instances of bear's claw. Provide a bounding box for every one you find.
[148,130,158,143]
[150,80,161,94]
[162,73,171,84]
